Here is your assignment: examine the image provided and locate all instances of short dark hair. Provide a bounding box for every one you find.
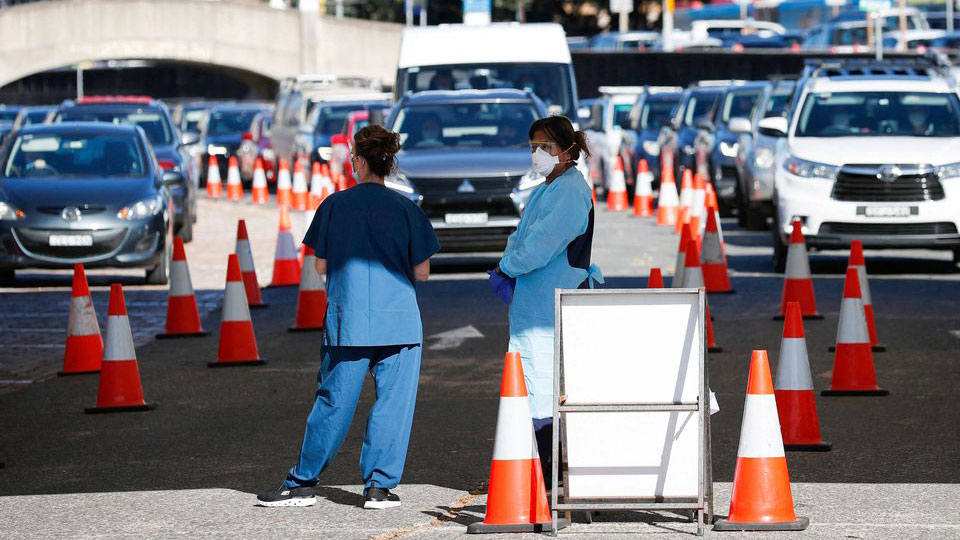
[354,125,401,178]
[528,115,590,160]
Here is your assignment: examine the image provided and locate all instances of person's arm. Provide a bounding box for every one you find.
[413,259,430,282]
[315,257,326,276]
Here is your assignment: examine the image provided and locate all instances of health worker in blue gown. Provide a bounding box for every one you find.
[491,115,602,484]
[257,125,439,510]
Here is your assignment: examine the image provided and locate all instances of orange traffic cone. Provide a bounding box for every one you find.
[850,240,884,352]
[673,223,692,288]
[289,245,327,332]
[308,162,324,210]
[235,220,267,308]
[226,156,243,201]
[713,350,808,531]
[632,158,653,217]
[85,284,154,413]
[675,169,693,234]
[270,205,301,287]
[683,239,722,353]
[59,264,103,376]
[276,158,292,207]
[336,172,348,192]
[775,302,831,451]
[209,254,266,368]
[705,183,724,244]
[776,220,821,320]
[467,352,558,534]
[821,268,887,396]
[206,155,222,198]
[647,267,665,288]
[251,157,269,204]
[157,237,210,339]
[687,172,707,247]
[292,160,308,211]
[702,210,734,294]
[657,154,679,226]
[606,156,629,211]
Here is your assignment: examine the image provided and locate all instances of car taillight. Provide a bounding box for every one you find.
[158,160,176,171]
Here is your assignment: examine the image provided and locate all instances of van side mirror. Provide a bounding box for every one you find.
[728,117,752,135]
[757,116,788,137]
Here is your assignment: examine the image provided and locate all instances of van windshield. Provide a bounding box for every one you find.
[397,63,574,118]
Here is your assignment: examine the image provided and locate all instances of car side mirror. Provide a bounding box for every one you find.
[162,171,185,186]
[694,115,714,131]
[180,132,199,146]
[757,116,788,137]
[728,117,753,135]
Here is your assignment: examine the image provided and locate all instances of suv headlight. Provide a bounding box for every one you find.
[642,140,660,156]
[517,170,546,191]
[784,156,838,180]
[754,148,775,170]
[936,162,960,179]
[385,172,415,194]
[719,141,739,158]
[117,195,164,220]
[0,201,25,221]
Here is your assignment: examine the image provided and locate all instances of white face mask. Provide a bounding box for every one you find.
[531,147,560,176]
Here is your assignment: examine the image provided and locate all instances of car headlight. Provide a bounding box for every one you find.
[936,162,960,179]
[642,140,660,156]
[754,148,775,170]
[0,201,25,221]
[316,146,334,161]
[719,141,739,158]
[117,195,164,220]
[207,144,227,156]
[517,170,546,191]
[385,172,415,194]
[784,156,838,180]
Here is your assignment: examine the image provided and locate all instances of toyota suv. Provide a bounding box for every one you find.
[766,57,960,269]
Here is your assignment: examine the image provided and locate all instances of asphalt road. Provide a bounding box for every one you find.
[1,198,959,538]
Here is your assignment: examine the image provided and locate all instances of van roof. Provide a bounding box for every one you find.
[398,23,571,69]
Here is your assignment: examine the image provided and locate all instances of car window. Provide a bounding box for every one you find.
[181,109,206,133]
[56,109,174,145]
[683,93,719,127]
[392,102,538,150]
[721,90,762,122]
[640,99,679,129]
[0,110,19,122]
[4,133,147,178]
[208,110,261,135]
[796,91,960,137]
[613,104,633,130]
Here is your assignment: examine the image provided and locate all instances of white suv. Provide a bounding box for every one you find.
[765,58,960,270]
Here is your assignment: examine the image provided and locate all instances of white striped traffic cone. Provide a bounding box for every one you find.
[687,172,707,248]
[236,220,267,308]
[849,240,884,352]
[226,156,243,201]
[714,350,808,531]
[657,153,679,226]
[276,158,292,207]
[251,157,269,204]
[683,238,721,353]
[289,245,327,332]
[606,156,629,211]
[292,160,308,211]
[675,169,693,234]
[85,284,154,413]
[270,205,301,287]
[632,158,654,217]
[209,254,266,368]
[775,302,830,451]
[821,268,887,396]
[776,220,821,320]
[701,208,733,293]
[206,155,222,199]
[157,237,210,339]
[59,263,103,376]
[672,222,692,288]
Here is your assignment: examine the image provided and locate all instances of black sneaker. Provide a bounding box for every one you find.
[256,484,317,507]
[363,487,401,509]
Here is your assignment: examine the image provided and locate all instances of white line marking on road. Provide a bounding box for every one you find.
[428,325,484,351]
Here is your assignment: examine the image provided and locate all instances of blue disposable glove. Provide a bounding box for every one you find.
[487,270,515,304]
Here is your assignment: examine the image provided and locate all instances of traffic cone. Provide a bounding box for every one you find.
[292,160,308,211]
[687,172,708,247]
[209,254,266,368]
[59,263,102,376]
[776,220,821,320]
[821,268,887,396]
[657,155,679,226]
[226,156,243,201]
[85,284,154,413]
[675,169,694,234]
[713,350,809,531]
[308,162,324,209]
[236,220,267,308]
[206,155,222,198]
[775,302,831,451]
[850,240,884,352]
[336,172,348,192]
[705,183,724,244]
[683,240,721,353]
[632,158,653,217]
[672,223,692,288]
[289,245,327,332]
[270,205,301,287]
[251,157,269,204]
[157,237,210,339]
[466,352,560,534]
[702,210,734,294]
[276,158,292,207]
[648,267,665,288]
[606,156,629,211]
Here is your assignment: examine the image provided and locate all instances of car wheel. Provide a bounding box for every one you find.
[737,183,767,231]
[179,207,194,244]
[953,248,960,265]
[0,268,14,286]
[145,241,171,285]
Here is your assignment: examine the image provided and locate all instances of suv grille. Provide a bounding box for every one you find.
[412,176,521,219]
[413,176,519,196]
[819,222,958,236]
[832,165,944,202]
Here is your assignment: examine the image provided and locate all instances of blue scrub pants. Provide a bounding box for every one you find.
[284,344,421,490]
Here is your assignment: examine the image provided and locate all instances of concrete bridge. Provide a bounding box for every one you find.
[0,0,404,88]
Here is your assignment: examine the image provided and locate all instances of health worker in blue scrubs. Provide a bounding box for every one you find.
[491,115,601,485]
[257,125,439,510]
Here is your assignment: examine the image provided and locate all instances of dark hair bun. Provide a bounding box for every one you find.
[354,125,401,178]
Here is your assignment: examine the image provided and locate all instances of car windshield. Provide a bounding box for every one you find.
[393,102,538,150]
[614,104,633,130]
[832,26,868,45]
[310,104,382,136]
[721,89,762,123]
[640,98,679,129]
[398,63,574,117]
[181,108,206,133]
[4,133,147,178]
[796,91,960,137]
[682,92,719,127]
[24,110,50,125]
[57,109,174,145]
[0,110,19,122]
[208,110,261,136]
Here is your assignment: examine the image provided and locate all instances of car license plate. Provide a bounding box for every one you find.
[444,213,488,225]
[49,234,93,247]
[857,206,916,218]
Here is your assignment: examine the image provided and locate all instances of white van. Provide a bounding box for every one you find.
[395,23,579,120]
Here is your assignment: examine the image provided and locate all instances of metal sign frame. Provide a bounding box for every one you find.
[551,288,713,536]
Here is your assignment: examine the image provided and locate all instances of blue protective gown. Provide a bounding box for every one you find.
[498,166,602,420]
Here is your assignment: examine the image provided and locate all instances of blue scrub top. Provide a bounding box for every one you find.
[303,182,439,347]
